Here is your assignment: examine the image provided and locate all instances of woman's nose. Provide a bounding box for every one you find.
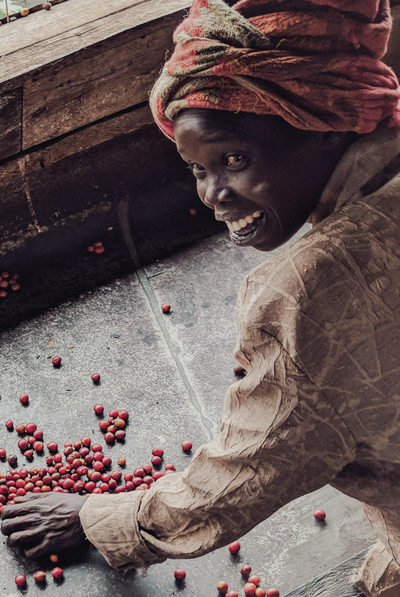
[203,177,231,208]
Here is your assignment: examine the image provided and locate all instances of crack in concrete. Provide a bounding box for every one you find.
[118,198,214,440]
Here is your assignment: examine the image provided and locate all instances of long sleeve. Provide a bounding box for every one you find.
[80,323,357,569]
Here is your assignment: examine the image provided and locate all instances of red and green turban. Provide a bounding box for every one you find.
[149,0,400,140]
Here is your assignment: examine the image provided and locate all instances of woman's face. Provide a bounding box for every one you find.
[174,109,352,251]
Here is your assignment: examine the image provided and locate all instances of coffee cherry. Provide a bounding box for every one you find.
[109,409,119,418]
[255,589,266,597]
[33,429,43,440]
[7,455,18,467]
[151,448,164,457]
[226,592,239,597]
[5,420,13,430]
[94,246,104,255]
[51,356,61,368]
[228,540,241,554]
[33,441,43,452]
[217,581,229,594]
[241,565,252,577]
[244,584,257,596]
[91,444,103,452]
[15,424,25,434]
[115,430,126,441]
[91,373,101,384]
[266,590,279,597]
[94,404,104,415]
[104,432,115,444]
[314,509,326,521]
[161,303,171,313]
[51,567,63,580]
[18,439,29,451]
[47,442,58,452]
[25,423,36,434]
[0,448,5,459]
[118,410,129,421]
[19,393,29,405]
[117,457,126,466]
[164,463,175,471]
[151,456,162,466]
[33,570,46,583]
[15,574,26,588]
[99,420,109,431]
[114,418,125,428]
[181,441,192,452]
[248,575,260,586]
[174,569,186,581]
[49,554,58,563]
[152,471,163,480]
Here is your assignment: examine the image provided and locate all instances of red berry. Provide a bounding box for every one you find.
[25,423,37,434]
[217,581,229,594]
[33,441,43,452]
[111,470,122,481]
[51,356,61,367]
[161,303,171,313]
[15,574,26,588]
[114,418,125,428]
[164,463,175,471]
[18,439,29,451]
[33,570,46,583]
[266,590,280,597]
[7,455,18,467]
[47,442,58,452]
[94,404,104,415]
[91,373,101,384]
[133,468,144,478]
[99,420,109,431]
[226,592,238,597]
[5,420,13,430]
[102,456,112,468]
[151,456,162,466]
[94,246,104,254]
[51,567,63,580]
[20,393,29,404]
[248,575,260,586]
[117,458,126,466]
[81,436,91,447]
[244,584,257,596]
[174,569,186,581]
[0,448,5,459]
[241,565,252,577]
[255,590,267,597]
[228,541,241,554]
[142,464,152,475]
[33,429,43,440]
[91,444,103,452]
[314,509,326,521]
[115,430,126,441]
[15,424,25,434]
[93,461,104,472]
[107,424,117,433]
[152,471,163,480]
[104,432,115,443]
[181,440,193,452]
[151,448,164,457]
[118,410,129,421]
[49,554,58,563]
[24,450,33,459]
[109,409,119,418]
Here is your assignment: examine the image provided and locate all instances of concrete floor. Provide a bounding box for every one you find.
[0,228,375,596]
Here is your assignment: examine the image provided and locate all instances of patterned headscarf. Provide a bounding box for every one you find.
[150,0,400,140]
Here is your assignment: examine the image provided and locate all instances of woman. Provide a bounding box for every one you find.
[2,1,400,595]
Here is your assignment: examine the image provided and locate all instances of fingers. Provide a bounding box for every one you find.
[24,535,57,559]
[1,513,39,535]
[1,497,43,521]
[7,529,41,548]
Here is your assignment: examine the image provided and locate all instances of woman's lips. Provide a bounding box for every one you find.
[225,211,262,232]
[227,212,264,245]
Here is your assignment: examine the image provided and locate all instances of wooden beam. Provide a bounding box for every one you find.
[0,105,154,187]
[0,88,22,160]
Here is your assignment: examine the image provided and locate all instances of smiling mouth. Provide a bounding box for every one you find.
[225,211,264,245]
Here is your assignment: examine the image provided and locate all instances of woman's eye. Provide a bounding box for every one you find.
[225,154,246,168]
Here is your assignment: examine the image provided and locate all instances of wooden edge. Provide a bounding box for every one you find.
[0,104,154,186]
[0,0,191,90]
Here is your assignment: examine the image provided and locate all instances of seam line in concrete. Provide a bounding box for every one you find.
[118,198,214,440]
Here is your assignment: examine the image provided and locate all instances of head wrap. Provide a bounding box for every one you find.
[149,0,400,140]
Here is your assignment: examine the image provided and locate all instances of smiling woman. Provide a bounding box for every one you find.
[2,2,400,597]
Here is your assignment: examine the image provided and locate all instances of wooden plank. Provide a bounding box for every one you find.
[0,0,151,56]
[284,550,368,597]
[21,8,180,149]
[0,88,22,160]
[0,0,190,88]
[0,105,154,187]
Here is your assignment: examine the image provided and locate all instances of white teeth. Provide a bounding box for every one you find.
[227,211,262,233]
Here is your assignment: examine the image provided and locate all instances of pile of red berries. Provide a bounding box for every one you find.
[95,406,129,443]
[0,271,20,299]
[0,407,178,513]
[87,242,104,255]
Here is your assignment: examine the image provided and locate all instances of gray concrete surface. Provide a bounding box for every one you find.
[0,228,376,597]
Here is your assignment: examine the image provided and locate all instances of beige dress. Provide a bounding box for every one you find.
[80,124,400,597]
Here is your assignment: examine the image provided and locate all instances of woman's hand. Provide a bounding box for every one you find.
[1,492,87,558]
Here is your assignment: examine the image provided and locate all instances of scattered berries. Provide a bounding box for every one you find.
[217,581,229,594]
[51,567,63,580]
[174,569,186,581]
[51,356,61,367]
[15,574,26,588]
[19,393,29,405]
[181,441,192,452]
[228,540,241,554]
[33,570,46,583]
[161,303,171,314]
[314,509,326,521]
[91,373,101,384]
